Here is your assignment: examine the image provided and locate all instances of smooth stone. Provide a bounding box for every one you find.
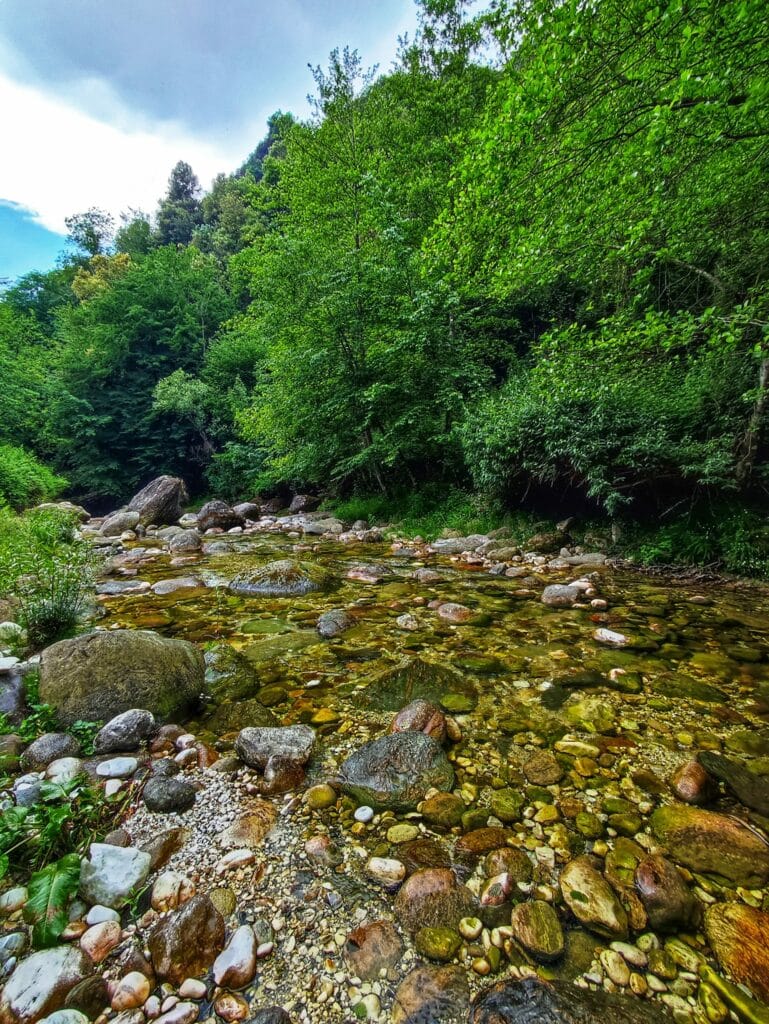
[110,972,151,1011]
[80,843,151,909]
[151,872,196,912]
[228,559,329,597]
[234,725,315,768]
[390,700,447,744]
[634,854,701,933]
[394,867,476,934]
[559,856,628,939]
[339,732,454,811]
[522,750,563,785]
[79,921,121,963]
[705,902,769,1003]
[142,776,196,813]
[94,710,155,754]
[85,905,120,926]
[470,976,671,1023]
[669,761,718,805]
[422,792,464,829]
[305,784,337,810]
[0,946,92,1024]
[343,920,404,981]
[96,757,138,779]
[541,584,581,607]
[354,806,374,823]
[509,901,564,961]
[45,758,82,784]
[414,926,462,961]
[699,750,769,815]
[21,733,80,771]
[212,925,257,988]
[147,894,225,985]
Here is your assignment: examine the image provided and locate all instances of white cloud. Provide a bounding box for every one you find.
[0,69,246,234]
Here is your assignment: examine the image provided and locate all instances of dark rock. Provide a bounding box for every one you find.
[400,838,453,874]
[233,502,261,519]
[249,1010,292,1024]
[339,732,454,811]
[94,709,156,753]
[390,700,447,744]
[485,847,533,885]
[634,854,701,932]
[288,494,321,513]
[261,755,305,794]
[229,559,331,597]
[523,751,563,786]
[0,671,27,724]
[344,920,404,981]
[21,732,80,770]
[651,674,727,704]
[127,475,188,526]
[705,902,769,1004]
[39,629,204,726]
[699,750,769,815]
[649,804,769,886]
[422,792,465,829]
[392,964,470,1024]
[669,761,718,805]
[235,725,315,769]
[360,657,476,714]
[524,531,565,554]
[168,529,201,553]
[140,826,189,871]
[142,776,196,813]
[197,500,244,532]
[204,698,279,734]
[394,868,476,934]
[150,758,181,777]
[470,976,670,1023]
[148,894,225,985]
[317,608,354,639]
[510,901,564,962]
[64,975,110,1018]
[455,828,513,865]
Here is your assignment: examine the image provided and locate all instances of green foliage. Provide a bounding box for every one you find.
[0,508,96,649]
[0,446,66,509]
[26,853,81,948]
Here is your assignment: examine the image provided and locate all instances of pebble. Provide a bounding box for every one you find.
[354,806,374,823]
[96,757,138,779]
[364,857,406,886]
[600,948,631,986]
[177,980,207,999]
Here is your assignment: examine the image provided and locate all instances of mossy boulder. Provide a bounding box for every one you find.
[39,629,204,726]
[360,657,476,714]
[228,559,331,597]
[339,732,454,811]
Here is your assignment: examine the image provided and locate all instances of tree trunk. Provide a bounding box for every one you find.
[736,356,769,488]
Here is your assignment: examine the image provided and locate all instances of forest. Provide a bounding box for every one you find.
[2,0,768,574]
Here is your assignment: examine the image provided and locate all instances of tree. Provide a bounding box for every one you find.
[64,208,114,257]
[115,210,155,258]
[156,161,203,246]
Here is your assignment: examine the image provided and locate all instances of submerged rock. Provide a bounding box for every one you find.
[39,630,204,726]
[704,902,769,1003]
[699,750,769,815]
[316,608,354,639]
[344,921,404,981]
[394,868,475,934]
[470,976,670,1023]
[392,965,470,1024]
[229,559,330,597]
[559,856,628,939]
[649,804,769,886]
[360,657,476,714]
[634,854,701,933]
[509,901,564,962]
[339,732,454,810]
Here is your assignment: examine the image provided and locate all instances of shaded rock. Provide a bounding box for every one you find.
[248,1011,291,1024]
[0,672,26,725]
[21,733,80,770]
[94,709,155,754]
[392,964,470,1024]
[652,674,726,704]
[649,804,769,886]
[523,750,563,786]
[360,657,476,714]
[148,894,225,985]
[699,750,769,815]
[430,535,487,555]
[541,585,580,608]
[390,700,447,744]
[79,843,151,909]
[100,511,140,537]
[470,976,670,1024]
[509,901,564,962]
[559,856,628,939]
[316,609,353,639]
[634,854,701,933]
[344,920,404,981]
[422,792,464,830]
[235,725,315,769]
[394,868,476,934]
[524,531,564,554]
[289,494,320,513]
[63,976,109,1019]
[339,732,454,811]
[669,761,718,806]
[233,502,260,519]
[204,698,278,734]
[228,559,330,597]
[705,902,769,1003]
[485,848,533,886]
[197,500,244,532]
[39,630,204,726]
[400,838,453,874]
[127,475,188,526]
[0,947,92,1024]
[142,776,196,813]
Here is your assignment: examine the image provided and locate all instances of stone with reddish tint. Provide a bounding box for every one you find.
[394,868,476,935]
[344,920,404,981]
[455,828,513,864]
[390,700,447,744]
[392,965,469,1024]
[705,902,769,1003]
[670,761,718,805]
[148,894,225,985]
[634,854,701,933]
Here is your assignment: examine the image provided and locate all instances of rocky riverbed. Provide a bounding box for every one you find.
[2,480,769,1024]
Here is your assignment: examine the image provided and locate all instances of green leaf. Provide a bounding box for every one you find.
[26,852,82,948]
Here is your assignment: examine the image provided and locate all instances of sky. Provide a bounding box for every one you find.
[0,0,417,282]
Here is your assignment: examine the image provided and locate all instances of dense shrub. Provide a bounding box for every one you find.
[0,446,66,509]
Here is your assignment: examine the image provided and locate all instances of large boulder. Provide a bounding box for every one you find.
[99,511,140,537]
[228,559,331,598]
[339,732,454,811]
[649,804,769,887]
[79,843,152,909]
[39,630,204,726]
[127,475,188,526]
[196,500,244,533]
[471,977,670,1023]
[0,947,92,1024]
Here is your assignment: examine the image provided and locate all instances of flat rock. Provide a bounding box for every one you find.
[0,946,92,1024]
[148,894,225,985]
[392,964,470,1024]
[559,856,628,939]
[235,725,315,768]
[80,843,151,909]
[228,559,330,597]
[470,976,671,1023]
[339,732,454,811]
[649,804,769,886]
[705,902,769,1003]
[699,750,769,815]
[509,901,564,962]
[344,920,404,981]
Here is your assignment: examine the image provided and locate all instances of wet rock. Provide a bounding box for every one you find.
[649,804,769,886]
[509,901,564,961]
[79,920,121,963]
[365,856,405,886]
[437,603,472,623]
[455,828,512,865]
[652,674,726,704]
[80,843,151,909]
[394,868,476,934]
[21,733,80,770]
[541,585,581,608]
[485,847,533,886]
[415,926,462,961]
[634,854,701,933]
[400,838,453,874]
[289,494,320,513]
[339,732,454,811]
[39,629,204,726]
[249,1010,292,1024]
[150,871,195,913]
[197,500,244,532]
[305,783,337,810]
[0,947,92,1024]
[559,856,628,939]
[422,792,464,829]
[127,475,188,526]
[523,750,563,786]
[316,609,354,639]
[204,698,278,734]
[142,776,196,813]
[148,894,225,985]
[228,559,330,597]
[704,902,769,1003]
[100,511,141,537]
[235,725,315,768]
[470,976,669,1023]
[390,700,447,744]
[152,577,202,596]
[111,973,151,1012]
[669,761,718,805]
[220,803,277,848]
[699,750,769,815]
[392,964,470,1024]
[94,710,155,754]
[213,925,257,988]
[489,789,525,824]
[168,530,201,553]
[344,921,404,981]
[430,535,487,555]
[261,755,305,795]
[360,657,476,714]
[63,976,109,1019]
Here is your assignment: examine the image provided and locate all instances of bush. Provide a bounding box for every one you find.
[205,441,266,501]
[0,507,97,649]
[0,445,66,509]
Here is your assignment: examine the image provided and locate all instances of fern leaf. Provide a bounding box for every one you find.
[26,852,81,948]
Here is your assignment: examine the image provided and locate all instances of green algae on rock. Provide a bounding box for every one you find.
[228,559,332,597]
